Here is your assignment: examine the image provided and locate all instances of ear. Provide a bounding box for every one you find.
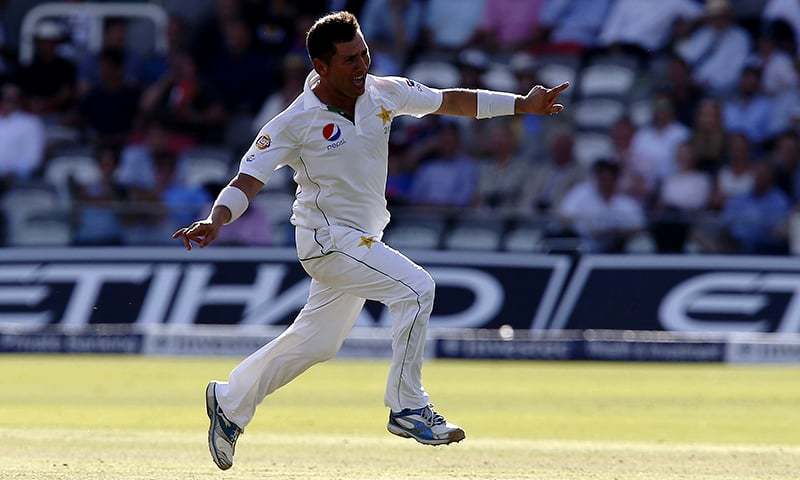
[312,58,329,77]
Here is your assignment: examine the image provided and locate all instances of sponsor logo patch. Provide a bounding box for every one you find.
[322,123,342,141]
[255,134,271,150]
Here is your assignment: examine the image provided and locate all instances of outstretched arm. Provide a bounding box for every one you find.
[433,82,570,117]
[171,173,264,250]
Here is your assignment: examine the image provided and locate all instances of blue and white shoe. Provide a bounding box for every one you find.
[205,382,242,470]
[387,404,466,445]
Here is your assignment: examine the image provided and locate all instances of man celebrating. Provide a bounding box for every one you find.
[172,11,568,470]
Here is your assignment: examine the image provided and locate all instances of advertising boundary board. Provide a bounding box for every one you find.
[3,327,800,363]
[0,247,572,331]
[549,255,800,333]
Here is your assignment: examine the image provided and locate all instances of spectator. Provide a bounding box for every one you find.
[79,49,141,144]
[140,52,226,142]
[215,200,274,245]
[676,0,750,95]
[659,55,703,128]
[722,162,790,253]
[752,27,800,136]
[558,159,645,252]
[474,0,544,51]
[456,49,490,90]
[771,132,800,201]
[73,145,125,245]
[408,123,478,207]
[154,153,211,231]
[422,0,486,51]
[690,98,726,172]
[765,0,800,51]
[520,129,586,213]
[652,143,712,252]
[476,120,529,210]
[17,20,77,114]
[509,53,546,159]
[252,54,307,133]
[612,117,651,203]
[136,15,190,87]
[77,17,142,93]
[753,30,799,96]
[539,0,613,50]
[122,152,210,244]
[360,0,424,70]
[714,133,755,208]
[116,120,174,191]
[598,0,702,53]
[629,96,690,188]
[0,83,45,183]
[251,1,302,58]
[659,142,712,212]
[206,18,277,113]
[386,140,418,206]
[192,0,248,69]
[723,65,774,144]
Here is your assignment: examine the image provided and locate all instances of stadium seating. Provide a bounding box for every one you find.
[44,155,102,204]
[443,217,505,251]
[577,64,637,97]
[573,132,615,166]
[503,223,544,252]
[179,147,234,187]
[383,216,446,249]
[1,184,68,246]
[572,98,626,131]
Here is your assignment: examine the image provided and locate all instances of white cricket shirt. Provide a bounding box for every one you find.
[239,71,443,234]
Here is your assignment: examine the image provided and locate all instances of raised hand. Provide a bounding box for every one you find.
[516,81,570,116]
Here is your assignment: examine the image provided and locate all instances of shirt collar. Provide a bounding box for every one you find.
[303,70,324,110]
[302,70,376,111]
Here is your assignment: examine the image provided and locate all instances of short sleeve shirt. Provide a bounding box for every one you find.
[239,71,442,234]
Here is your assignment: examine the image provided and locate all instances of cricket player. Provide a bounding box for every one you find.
[172,11,568,470]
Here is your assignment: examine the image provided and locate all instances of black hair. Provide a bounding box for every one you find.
[306,11,360,63]
[99,48,125,68]
[592,159,621,176]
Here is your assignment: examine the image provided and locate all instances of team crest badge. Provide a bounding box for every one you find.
[322,123,342,141]
[256,134,271,150]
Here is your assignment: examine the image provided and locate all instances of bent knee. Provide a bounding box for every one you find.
[418,272,435,300]
[408,270,435,308]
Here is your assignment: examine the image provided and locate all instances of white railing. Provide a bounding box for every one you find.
[19,2,168,65]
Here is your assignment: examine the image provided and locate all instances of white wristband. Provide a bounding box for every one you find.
[476,90,518,119]
[212,186,249,224]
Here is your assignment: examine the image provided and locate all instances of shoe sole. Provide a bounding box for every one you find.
[386,422,466,446]
[206,382,232,471]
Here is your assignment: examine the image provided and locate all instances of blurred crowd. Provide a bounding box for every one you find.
[2,0,800,254]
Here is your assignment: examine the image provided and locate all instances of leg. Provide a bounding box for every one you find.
[215,279,365,428]
[302,225,464,445]
[301,225,435,412]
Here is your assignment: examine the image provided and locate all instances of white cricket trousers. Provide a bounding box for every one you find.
[215,224,434,428]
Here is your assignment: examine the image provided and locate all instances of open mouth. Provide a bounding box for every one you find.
[353,74,365,89]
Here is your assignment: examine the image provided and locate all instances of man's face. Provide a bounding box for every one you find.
[316,31,371,98]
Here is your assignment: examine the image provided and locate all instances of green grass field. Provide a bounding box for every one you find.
[2,355,799,479]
